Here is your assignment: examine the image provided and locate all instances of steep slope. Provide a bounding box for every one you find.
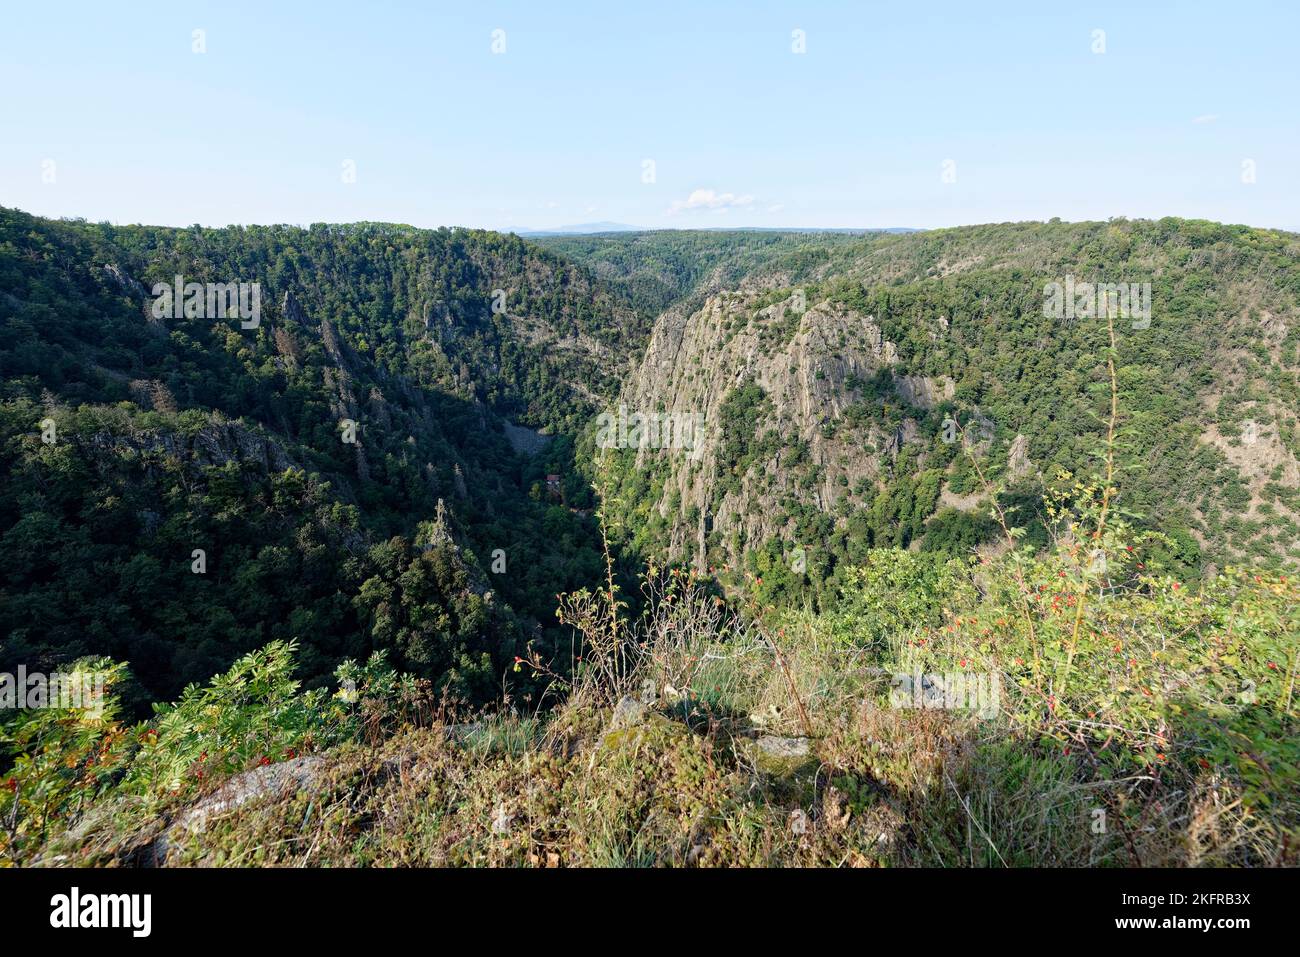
[0,208,639,706]
[598,219,1300,600]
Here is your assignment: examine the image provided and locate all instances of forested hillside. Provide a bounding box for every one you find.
[591,219,1300,609]
[0,207,646,708]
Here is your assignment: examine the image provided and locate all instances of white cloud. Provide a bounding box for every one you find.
[668,188,756,214]
[1192,114,1218,124]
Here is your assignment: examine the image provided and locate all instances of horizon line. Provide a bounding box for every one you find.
[8,206,1300,239]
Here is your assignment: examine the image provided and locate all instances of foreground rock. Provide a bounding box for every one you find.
[743,734,817,778]
[610,695,649,730]
[177,755,328,835]
[137,755,327,864]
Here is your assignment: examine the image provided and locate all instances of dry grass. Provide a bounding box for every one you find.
[26,566,1288,869]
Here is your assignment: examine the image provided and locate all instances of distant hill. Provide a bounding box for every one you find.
[695,226,921,234]
[520,224,921,237]
[517,222,641,236]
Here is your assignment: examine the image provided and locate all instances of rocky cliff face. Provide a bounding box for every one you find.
[80,419,297,474]
[614,287,958,568]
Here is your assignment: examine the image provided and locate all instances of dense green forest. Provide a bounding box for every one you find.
[0,207,639,709]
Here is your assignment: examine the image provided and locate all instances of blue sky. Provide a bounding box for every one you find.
[2,0,1297,232]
